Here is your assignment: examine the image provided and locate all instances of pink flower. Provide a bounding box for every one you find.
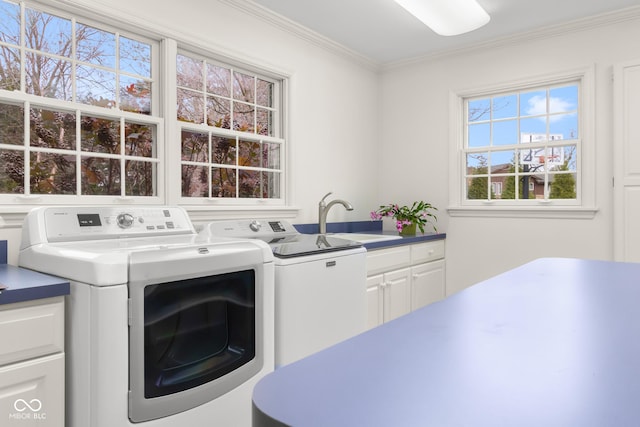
[370,201,438,233]
[395,220,411,232]
[370,211,383,220]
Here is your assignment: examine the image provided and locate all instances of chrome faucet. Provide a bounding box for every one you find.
[318,192,353,234]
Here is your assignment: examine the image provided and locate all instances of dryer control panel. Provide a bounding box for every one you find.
[21,206,195,246]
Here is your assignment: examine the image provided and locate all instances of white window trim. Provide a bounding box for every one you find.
[164,40,290,209]
[0,0,297,226]
[0,1,163,206]
[447,65,598,219]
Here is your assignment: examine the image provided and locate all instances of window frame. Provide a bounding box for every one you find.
[0,94,165,204]
[448,66,598,219]
[0,0,294,223]
[0,0,163,205]
[171,47,286,206]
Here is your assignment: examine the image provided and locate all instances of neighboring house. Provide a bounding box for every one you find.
[468,133,565,199]
[489,164,546,200]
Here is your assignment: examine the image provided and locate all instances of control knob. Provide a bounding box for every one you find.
[249,220,262,232]
[116,213,135,229]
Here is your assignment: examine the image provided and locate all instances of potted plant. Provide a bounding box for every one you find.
[370,201,438,236]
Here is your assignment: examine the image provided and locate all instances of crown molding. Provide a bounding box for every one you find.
[383,5,640,70]
[37,1,640,76]
[218,0,379,71]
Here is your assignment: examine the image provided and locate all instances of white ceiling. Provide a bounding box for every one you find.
[246,0,640,64]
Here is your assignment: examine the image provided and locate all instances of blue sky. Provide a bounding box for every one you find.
[467,84,578,171]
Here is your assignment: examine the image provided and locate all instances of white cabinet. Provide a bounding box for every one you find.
[411,259,445,311]
[382,267,412,322]
[366,275,384,329]
[365,240,445,329]
[0,297,65,427]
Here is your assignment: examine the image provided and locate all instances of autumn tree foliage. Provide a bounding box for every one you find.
[0,3,153,196]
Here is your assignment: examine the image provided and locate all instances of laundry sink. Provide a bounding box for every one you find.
[329,233,400,244]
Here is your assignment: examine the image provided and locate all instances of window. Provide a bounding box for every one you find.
[0,1,287,210]
[465,82,579,202]
[0,0,160,201]
[176,52,283,202]
[449,68,596,218]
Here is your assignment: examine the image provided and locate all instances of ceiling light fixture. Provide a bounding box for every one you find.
[394,0,490,36]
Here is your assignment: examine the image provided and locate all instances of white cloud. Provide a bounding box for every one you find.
[526,95,575,122]
[526,95,547,116]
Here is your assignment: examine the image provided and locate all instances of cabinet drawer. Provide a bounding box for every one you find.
[366,246,411,276]
[410,240,445,264]
[0,353,64,427]
[0,297,64,367]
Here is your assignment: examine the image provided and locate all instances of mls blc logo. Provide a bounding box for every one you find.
[14,399,42,412]
[9,398,47,421]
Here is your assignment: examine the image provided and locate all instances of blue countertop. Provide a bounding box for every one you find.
[0,265,70,305]
[294,220,446,250]
[253,258,640,427]
[359,231,445,250]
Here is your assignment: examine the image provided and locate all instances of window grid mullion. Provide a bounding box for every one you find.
[23,100,30,196]
[230,69,235,133]
[71,17,77,103]
[120,116,126,197]
[114,32,120,110]
[208,132,212,198]
[235,136,239,198]
[19,2,26,93]
[202,60,207,125]
[76,109,81,196]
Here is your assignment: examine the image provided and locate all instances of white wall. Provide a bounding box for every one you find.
[5,1,639,298]
[379,15,640,295]
[98,0,381,224]
[0,0,380,264]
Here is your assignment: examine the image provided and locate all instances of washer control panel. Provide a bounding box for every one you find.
[201,219,298,240]
[116,213,135,229]
[29,206,195,243]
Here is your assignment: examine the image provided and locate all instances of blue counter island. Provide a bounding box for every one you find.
[252,258,640,427]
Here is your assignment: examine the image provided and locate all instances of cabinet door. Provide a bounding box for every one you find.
[0,298,64,367]
[411,260,446,311]
[0,353,64,427]
[366,275,384,330]
[383,268,411,322]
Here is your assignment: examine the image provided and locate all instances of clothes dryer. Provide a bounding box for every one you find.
[19,207,274,427]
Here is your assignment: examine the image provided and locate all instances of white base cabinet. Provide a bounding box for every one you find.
[366,275,384,329]
[411,259,446,311]
[0,297,65,427]
[366,240,445,330]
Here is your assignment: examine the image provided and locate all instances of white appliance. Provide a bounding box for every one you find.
[200,220,367,367]
[18,207,274,427]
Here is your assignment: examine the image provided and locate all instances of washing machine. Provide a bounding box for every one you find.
[18,206,274,427]
[200,219,367,367]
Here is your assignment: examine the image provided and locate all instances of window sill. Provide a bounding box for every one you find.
[447,205,598,219]
[0,205,301,229]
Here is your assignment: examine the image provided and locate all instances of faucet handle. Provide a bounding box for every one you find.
[320,192,333,204]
